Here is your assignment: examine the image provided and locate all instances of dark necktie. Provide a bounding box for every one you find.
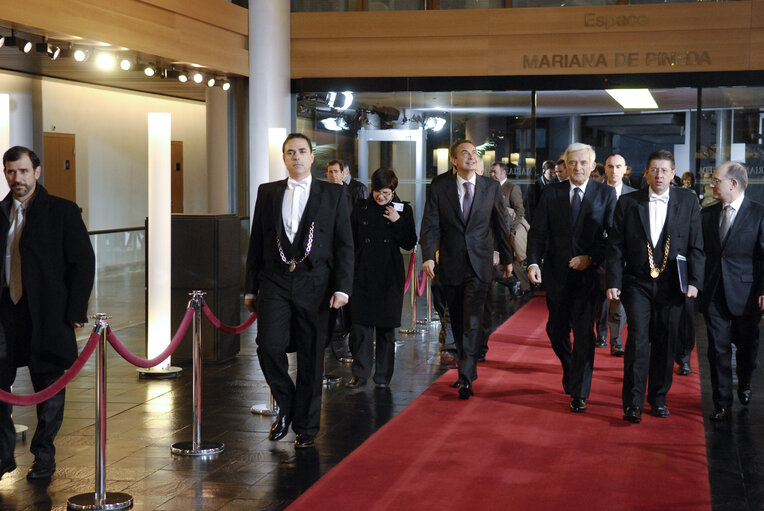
[462,182,473,221]
[571,187,582,223]
[720,204,733,243]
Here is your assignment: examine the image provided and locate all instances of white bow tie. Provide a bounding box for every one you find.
[650,195,669,204]
[288,179,309,191]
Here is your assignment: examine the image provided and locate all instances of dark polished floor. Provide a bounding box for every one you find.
[0,265,762,510]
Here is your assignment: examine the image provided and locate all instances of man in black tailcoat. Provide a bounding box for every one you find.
[606,149,704,424]
[701,161,764,421]
[527,143,617,414]
[245,133,354,448]
[0,146,95,480]
[420,139,513,400]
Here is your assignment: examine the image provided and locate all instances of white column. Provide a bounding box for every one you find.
[206,86,229,213]
[0,94,9,197]
[147,113,172,369]
[249,0,291,225]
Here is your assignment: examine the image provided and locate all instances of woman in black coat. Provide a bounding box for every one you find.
[346,168,417,388]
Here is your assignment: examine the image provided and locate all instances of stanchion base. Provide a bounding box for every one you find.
[170,441,225,456]
[67,492,133,510]
[399,328,426,335]
[251,404,279,416]
[322,375,341,386]
[14,423,27,442]
[136,366,183,379]
[416,319,439,325]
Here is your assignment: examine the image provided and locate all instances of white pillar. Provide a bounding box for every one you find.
[0,94,9,197]
[249,0,291,225]
[206,86,229,213]
[147,113,172,369]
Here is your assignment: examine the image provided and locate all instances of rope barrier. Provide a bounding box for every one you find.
[201,304,257,334]
[403,251,416,293]
[416,270,427,297]
[0,331,100,406]
[107,307,194,368]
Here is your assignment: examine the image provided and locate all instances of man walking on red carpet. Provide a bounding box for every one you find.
[526,143,617,414]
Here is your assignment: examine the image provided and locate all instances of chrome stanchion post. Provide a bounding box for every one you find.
[400,252,425,336]
[171,291,225,456]
[68,313,133,510]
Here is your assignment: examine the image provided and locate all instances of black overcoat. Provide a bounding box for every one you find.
[350,195,417,328]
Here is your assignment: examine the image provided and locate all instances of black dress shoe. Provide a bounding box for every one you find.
[477,353,487,363]
[269,413,292,441]
[0,458,16,480]
[595,338,608,349]
[677,362,692,375]
[26,459,55,480]
[569,398,587,413]
[374,382,389,389]
[650,405,670,418]
[710,406,730,421]
[738,386,752,406]
[610,345,625,357]
[623,406,642,423]
[294,434,315,448]
[458,382,473,400]
[345,377,366,389]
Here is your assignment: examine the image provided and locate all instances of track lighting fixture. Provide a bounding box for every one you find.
[73,47,90,62]
[143,63,157,77]
[0,35,5,49]
[206,76,216,88]
[192,71,203,84]
[221,80,231,91]
[95,52,116,70]
[119,56,135,71]
[35,38,60,60]
[7,31,32,53]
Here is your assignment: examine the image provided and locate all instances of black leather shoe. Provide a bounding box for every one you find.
[738,386,752,406]
[610,345,625,357]
[650,405,670,418]
[294,434,315,448]
[26,459,55,480]
[0,458,16,480]
[345,377,366,389]
[458,382,473,400]
[570,398,587,413]
[269,414,292,441]
[623,406,642,423]
[374,382,389,389]
[677,362,692,376]
[477,353,487,363]
[710,406,730,421]
[595,338,608,349]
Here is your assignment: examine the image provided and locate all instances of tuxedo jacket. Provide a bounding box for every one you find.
[245,178,354,305]
[0,185,94,371]
[527,179,616,297]
[701,197,764,316]
[420,172,512,285]
[500,179,525,232]
[606,186,704,293]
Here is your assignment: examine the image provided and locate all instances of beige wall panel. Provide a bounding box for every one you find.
[142,0,247,35]
[0,0,248,76]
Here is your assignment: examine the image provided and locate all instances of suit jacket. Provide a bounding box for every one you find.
[606,187,704,294]
[701,197,764,316]
[500,179,525,233]
[345,178,368,214]
[527,179,616,298]
[524,176,555,225]
[245,178,354,306]
[0,185,95,371]
[617,183,637,198]
[420,173,512,285]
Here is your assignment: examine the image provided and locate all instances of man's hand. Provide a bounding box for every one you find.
[500,263,513,278]
[528,265,542,285]
[330,292,348,309]
[245,296,257,313]
[569,255,592,271]
[71,322,86,328]
[492,251,500,267]
[606,288,621,300]
[423,259,436,279]
[759,295,764,311]
[686,285,698,299]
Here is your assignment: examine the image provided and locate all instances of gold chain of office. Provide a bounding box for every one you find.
[276,222,315,272]
[646,235,670,279]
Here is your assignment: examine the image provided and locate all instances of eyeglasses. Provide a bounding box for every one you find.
[373,189,393,199]
[710,177,731,185]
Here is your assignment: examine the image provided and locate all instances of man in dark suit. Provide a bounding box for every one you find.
[701,161,764,421]
[327,159,368,214]
[527,143,617,413]
[594,153,636,356]
[421,139,512,399]
[245,133,354,448]
[525,159,557,225]
[606,149,704,424]
[0,146,95,480]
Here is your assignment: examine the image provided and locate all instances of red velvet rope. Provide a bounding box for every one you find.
[201,303,257,334]
[107,307,194,368]
[0,331,100,406]
[416,270,427,297]
[403,251,417,293]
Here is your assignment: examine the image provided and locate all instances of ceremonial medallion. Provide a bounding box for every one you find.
[650,267,660,278]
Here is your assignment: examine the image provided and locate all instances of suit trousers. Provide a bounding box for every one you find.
[621,279,682,409]
[0,290,66,463]
[441,266,490,383]
[544,268,597,398]
[349,324,396,384]
[595,295,626,347]
[675,298,697,366]
[255,274,328,437]
[705,295,760,407]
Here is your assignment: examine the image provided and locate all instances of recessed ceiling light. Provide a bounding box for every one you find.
[606,89,658,109]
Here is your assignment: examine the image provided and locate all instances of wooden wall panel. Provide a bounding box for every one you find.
[753,0,764,27]
[142,0,247,35]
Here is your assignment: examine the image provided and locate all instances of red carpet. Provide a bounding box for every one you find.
[288,297,711,511]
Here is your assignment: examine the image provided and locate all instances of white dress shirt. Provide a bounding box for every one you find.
[611,182,624,199]
[569,179,589,204]
[282,174,312,243]
[648,188,670,247]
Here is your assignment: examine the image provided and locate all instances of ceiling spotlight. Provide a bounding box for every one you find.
[35,39,61,60]
[192,71,203,84]
[95,52,116,70]
[206,76,216,87]
[73,48,89,62]
[0,35,5,49]
[326,91,353,111]
[143,63,157,77]
[606,89,658,109]
[119,57,134,71]
[424,117,446,131]
[6,31,32,53]
[221,80,231,91]
[178,71,188,83]
[321,117,348,131]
